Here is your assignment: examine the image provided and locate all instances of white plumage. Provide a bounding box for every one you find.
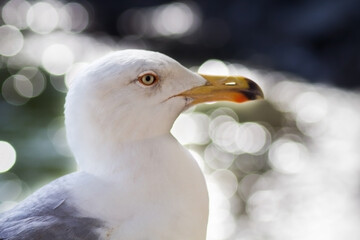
[65,50,209,239]
[0,49,263,240]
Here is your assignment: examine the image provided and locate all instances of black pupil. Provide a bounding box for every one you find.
[145,75,152,82]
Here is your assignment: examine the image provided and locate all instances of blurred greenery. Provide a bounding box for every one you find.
[0,68,73,190]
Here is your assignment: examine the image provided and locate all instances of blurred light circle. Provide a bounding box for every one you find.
[120,2,200,38]
[236,123,271,154]
[42,44,74,75]
[171,112,210,145]
[0,141,16,173]
[210,169,238,199]
[209,115,238,151]
[1,0,31,29]
[171,113,199,145]
[210,107,239,121]
[18,67,46,97]
[153,2,197,36]
[0,25,24,56]
[59,2,89,33]
[50,75,67,93]
[268,139,307,174]
[227,63,254,78]
[247,190,281,222]
[328,107,360,141]
[211,120,239,152]
[295,91,328,123]
[27,2,59,34]
[13,74,33,98]
[5,52,33,70]
[198,59,229,75]
[270,81,304,111]
[204,144,235,169]
[2,75,30,105]
[0,178,22,201]
[209,115,237,134]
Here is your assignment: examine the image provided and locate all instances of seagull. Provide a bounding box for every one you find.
[0,49,263,240]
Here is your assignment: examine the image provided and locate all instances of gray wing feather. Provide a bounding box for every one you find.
[0,172,105,240]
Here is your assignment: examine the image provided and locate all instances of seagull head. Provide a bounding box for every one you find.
[65,49,263,173]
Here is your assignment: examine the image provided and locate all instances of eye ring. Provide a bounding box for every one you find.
[138,72,158,86]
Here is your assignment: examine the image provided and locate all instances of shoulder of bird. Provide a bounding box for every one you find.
[0,173,105,240]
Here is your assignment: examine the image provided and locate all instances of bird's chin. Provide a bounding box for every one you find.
[161,95,191,113]
[182,97,195,111]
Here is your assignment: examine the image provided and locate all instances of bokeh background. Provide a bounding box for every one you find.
[1,0,360,239]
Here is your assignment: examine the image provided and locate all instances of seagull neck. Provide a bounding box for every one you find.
[76,133,178,178]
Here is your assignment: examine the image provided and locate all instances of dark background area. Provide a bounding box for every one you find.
[85,0,360,89]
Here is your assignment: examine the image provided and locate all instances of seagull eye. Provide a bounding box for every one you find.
[138,73,158,86]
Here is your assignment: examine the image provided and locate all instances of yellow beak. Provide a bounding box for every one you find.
[178,74,264,106]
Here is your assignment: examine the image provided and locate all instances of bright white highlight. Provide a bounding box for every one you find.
[59,2,89,33]
[153,3,197,36]
[1,0,31,29]
[0,25,24,56]
[198,59,229,75]
[120,2,200,38]
[269,138,307,174]
[42,44,74,75]
[171,112,210,145]
[209,115,270,155]
[27,2,59,34]
[294,91,328,123]
[0,141,16,173]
